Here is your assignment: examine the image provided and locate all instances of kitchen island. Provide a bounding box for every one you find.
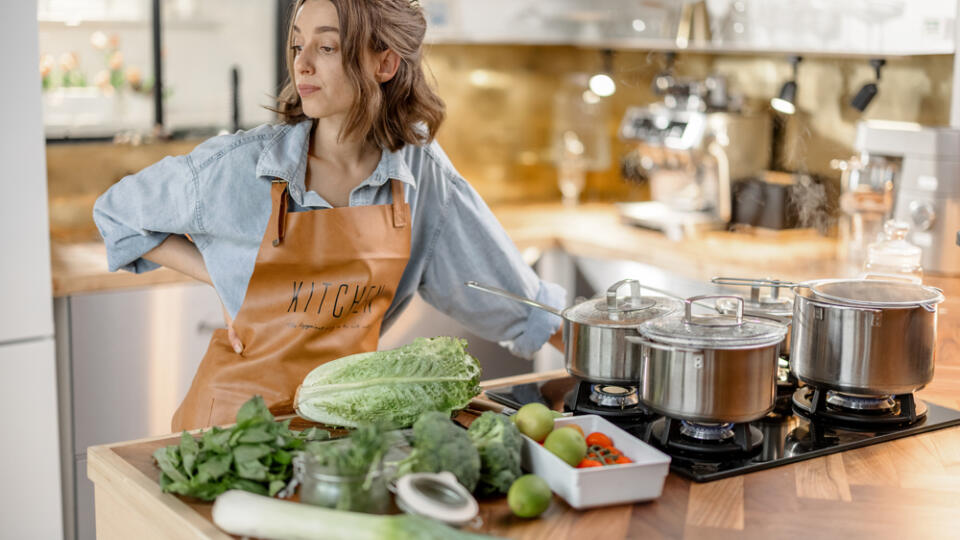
[76,203,960,538]
[89,359,960,539]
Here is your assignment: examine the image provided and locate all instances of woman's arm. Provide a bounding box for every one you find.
[418,172,567,360]
[143,236,244,354]
[143,235,211,284]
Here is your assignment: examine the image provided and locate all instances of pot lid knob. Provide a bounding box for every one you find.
[684,294,743,326]
[603,278,655,320]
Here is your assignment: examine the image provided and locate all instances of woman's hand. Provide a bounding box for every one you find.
[548,329,564,352]
[221,303,244,354]
[144,235,245,353]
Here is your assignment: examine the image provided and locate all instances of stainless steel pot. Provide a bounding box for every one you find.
[790,279,944,395]
[629,295,788,423]
[711,276,795,354]
[465,279,681,384]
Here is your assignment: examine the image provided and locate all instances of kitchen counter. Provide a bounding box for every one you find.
[51,203,840,296]
[88,273,960,538]
[88,349,960,540]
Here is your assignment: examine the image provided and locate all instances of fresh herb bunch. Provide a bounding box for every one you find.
[302,424,390,512]
[153,396,329,501]
[304,424,388,477]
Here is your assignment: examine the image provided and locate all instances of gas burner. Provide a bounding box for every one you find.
[680,421,735,441]
[650,417,763,458]
[792,386,927,429]
[589,384,640,408]
[563,381,657,422]
[826,391,896,412]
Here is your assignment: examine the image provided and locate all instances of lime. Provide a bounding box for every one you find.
[507,474,552,518]
[543,426,587,467]
[514,403,555,442]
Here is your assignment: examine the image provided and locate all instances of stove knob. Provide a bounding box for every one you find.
[909,200,936,231]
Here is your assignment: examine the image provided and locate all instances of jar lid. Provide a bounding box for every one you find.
[394,472,479,527]
[563,279,681,327]
[807,279,944,308]
[639,295,788,349]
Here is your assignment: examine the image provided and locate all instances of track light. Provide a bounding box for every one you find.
[851,58,886,112]
[588,49,616,98]
[771,56,802,115]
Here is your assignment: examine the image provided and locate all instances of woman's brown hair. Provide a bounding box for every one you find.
[275,0,445,152]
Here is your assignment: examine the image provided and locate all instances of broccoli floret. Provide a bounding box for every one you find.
[394,411,480,492]
[467,411,523,496]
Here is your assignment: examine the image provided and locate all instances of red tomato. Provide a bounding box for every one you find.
[585,432,613,448]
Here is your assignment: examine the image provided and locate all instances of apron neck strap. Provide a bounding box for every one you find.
[390,178,408,229]
[270,181,289,247]
[271,179,406,246]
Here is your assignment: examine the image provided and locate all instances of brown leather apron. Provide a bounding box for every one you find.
[171,178,411,431]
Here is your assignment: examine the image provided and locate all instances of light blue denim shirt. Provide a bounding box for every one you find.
[93,120,566,359]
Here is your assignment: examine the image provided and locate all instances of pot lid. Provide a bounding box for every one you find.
[715,296,793,318]
[564,279,682,327]
[806,279,944,308]
[711,276,794,317]
[639,295,788,348]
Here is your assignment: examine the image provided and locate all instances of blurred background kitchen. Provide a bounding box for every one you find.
[5,0,960,538]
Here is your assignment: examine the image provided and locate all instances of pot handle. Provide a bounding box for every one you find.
[464,281,564,317]
[685,295,743,325]
[625,334,704,354]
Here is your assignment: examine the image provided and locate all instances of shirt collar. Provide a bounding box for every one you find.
[256,120,416,205]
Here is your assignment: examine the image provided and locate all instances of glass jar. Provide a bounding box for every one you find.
[862,220,923,283]
[296,452,391,514]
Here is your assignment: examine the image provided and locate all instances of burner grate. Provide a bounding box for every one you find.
[651,417,763,458]
[588,384,640,408]
[680,421,735,441]
[792,386,927,429]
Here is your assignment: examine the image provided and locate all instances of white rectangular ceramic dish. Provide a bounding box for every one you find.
[520,414,671,509]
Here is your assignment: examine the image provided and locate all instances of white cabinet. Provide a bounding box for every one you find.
[57,281,224,540]
[0,339,63,540]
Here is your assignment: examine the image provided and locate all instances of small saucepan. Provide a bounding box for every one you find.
[465,279,681,384]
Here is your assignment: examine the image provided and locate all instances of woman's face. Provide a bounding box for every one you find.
[291,0,354,121]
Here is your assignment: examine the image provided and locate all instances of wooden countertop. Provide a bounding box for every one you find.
[51,203,842,296]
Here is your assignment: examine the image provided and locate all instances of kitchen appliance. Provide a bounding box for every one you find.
[851,120,960,275]
[465,279,681,385]
[485,376,960,482]
[628,296,787,424]
[1,2,63,538]
[790,279,943,395]
[617,84,771,240]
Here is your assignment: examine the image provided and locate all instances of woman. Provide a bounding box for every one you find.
[94,0,565,431]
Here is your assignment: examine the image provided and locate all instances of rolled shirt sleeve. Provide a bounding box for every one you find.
[93,153,200,273]
[418,173,567,359]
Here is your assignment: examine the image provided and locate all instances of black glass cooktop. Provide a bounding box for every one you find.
[485,377,960,482]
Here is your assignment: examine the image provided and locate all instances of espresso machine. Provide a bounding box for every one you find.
[849,121,960,275]
[618,76,771,240]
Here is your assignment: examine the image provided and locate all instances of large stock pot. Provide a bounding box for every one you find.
[790,279,944,395]
[466,279,680,384]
